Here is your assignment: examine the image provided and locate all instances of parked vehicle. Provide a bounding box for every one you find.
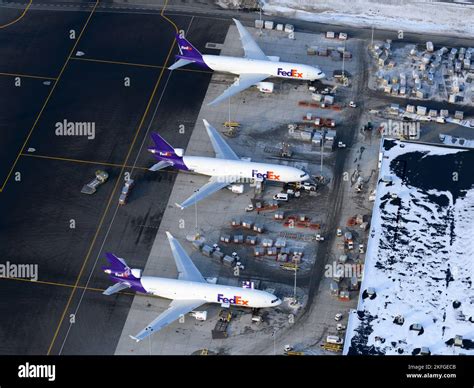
[273,193,289,201]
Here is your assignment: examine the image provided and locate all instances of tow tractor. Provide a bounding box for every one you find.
[119,179,135,205]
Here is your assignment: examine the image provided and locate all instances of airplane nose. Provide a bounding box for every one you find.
[275,299,282,306]
[319,72,326,79]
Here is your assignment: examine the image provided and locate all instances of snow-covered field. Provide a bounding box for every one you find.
[262,0,474,38]
[344,139,474,355]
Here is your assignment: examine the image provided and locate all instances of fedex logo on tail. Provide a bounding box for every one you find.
[217,294,249,306]
[180,45,192,51]
[105,268,131,278]
[252,170,280,181]
[277,68,303,78]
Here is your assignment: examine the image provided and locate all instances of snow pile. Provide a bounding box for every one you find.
[262,0,474,38]
[344,139,474,355]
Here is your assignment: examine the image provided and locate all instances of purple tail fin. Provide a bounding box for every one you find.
[175,33,203,61]
[102,253,145,291]
[150,133,176,154]
[148,133,188,171]
[102,253,130,274]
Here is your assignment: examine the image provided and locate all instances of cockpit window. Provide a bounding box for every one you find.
[271,298,279,303]
[300,173,307,178]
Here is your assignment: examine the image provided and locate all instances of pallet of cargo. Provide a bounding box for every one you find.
[285,351,305,356]
[320,342,343,352]
[281,263,298,271]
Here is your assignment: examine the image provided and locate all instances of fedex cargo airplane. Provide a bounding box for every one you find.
[169,18,326,105]
[148,119,310,209]
[103,232,281,342]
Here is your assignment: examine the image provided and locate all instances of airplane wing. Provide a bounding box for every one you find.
[208,73,270,106]
[202,119,239,160]
[130,299,207,342]
[177,176,238,209]
[166,231,206,283]
[149,160,173,171]
[102,282,130,296]
[233,18,268,60]
[168,58,194,70]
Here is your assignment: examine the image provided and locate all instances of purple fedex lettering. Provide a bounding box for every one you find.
[217,293,249,306]
[252,169,281,181]
[277,67,303,78]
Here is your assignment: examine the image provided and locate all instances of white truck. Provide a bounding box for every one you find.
[273,193,289,201]
[326,335,344,345]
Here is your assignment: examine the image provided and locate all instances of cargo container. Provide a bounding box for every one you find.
[416,106,427,116]
[192,240,203,250]
[245,235,257,245]
[223,255,236,267]
[202,245,214,257]
[324,95,334,105]
[326,31,335,39]
[338,32,348,40]
[212,250,225,261]
[220,234,231,243]
[264,20,274,30]
[284,24,294,33]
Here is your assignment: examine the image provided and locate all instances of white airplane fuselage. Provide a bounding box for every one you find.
[140,276,280,308]
[183,155,309,182]
[202,55,325,81]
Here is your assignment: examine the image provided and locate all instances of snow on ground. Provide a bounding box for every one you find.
[343,139,474,355]
[262,0,474,38]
